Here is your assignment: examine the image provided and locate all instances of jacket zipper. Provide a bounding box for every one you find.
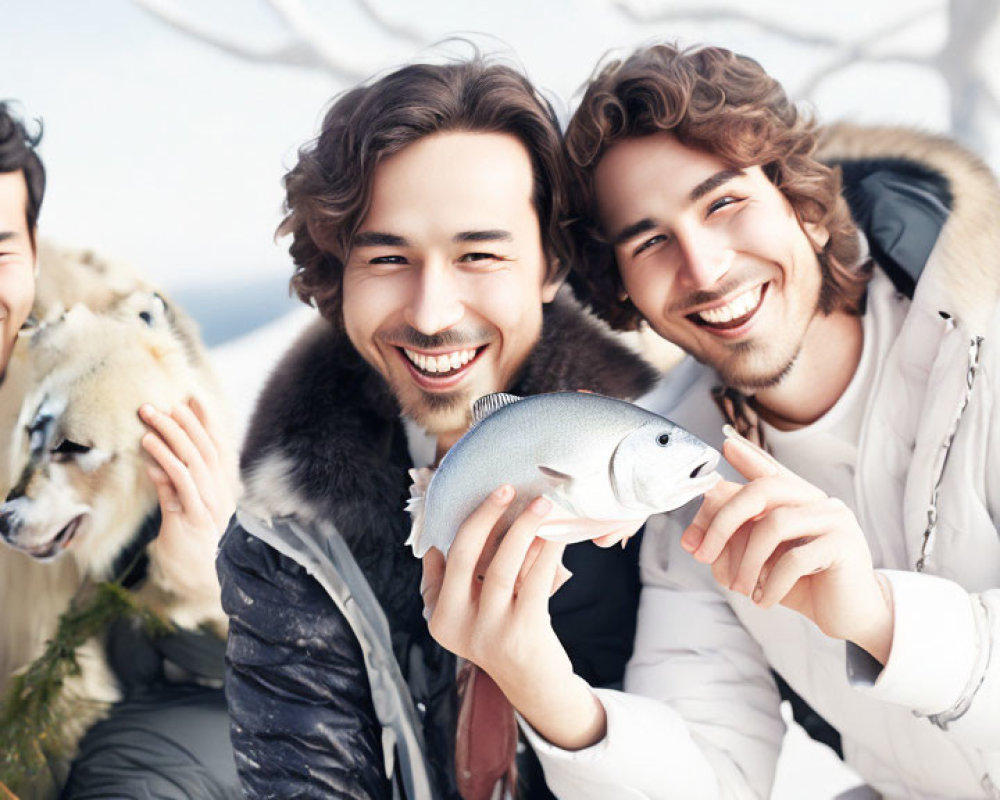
[915,334,984,572]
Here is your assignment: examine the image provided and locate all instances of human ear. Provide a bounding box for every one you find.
[802,219,830,251]
[30,227,38,277]
[540,257,564,303]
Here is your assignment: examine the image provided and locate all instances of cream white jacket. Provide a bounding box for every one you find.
[527,128,1000,799]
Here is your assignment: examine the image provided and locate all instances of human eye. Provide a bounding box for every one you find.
[706,194,744,216]
[457,252,510,268]
[632,234,669,258]
[359,254,411,275]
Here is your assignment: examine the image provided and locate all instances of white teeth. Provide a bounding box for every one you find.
[697,286,762,325]
[403,348,478,374]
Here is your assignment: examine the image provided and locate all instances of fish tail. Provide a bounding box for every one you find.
[405,466,435,553]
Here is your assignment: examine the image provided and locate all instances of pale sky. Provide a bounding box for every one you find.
[3,0,993,298]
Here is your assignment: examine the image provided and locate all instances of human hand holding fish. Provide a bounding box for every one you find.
[416,391,721,752]
[421,485,609,752]
[681,426,895,664]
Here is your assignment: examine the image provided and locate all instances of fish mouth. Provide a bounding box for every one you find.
[689,459,715,479]
[687,283,768,335]
[15,513,87,561]
[671,453,722,502]
[396,345,487,389]
[684,470,721,496]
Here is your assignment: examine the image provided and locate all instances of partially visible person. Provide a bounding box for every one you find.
[0,101,240,799]
[0,103,41,373]
[422,44,1000,799]
[216,58,656,799]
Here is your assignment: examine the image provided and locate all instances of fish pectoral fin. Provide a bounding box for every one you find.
[471,392,522,425]
[405,467,435,556]
[537,464,573,489]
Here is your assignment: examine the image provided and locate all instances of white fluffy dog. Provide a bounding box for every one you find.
[0,250,235,791]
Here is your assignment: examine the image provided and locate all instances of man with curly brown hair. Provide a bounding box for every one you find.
[423,43,1000,798]
[216,57,658,799]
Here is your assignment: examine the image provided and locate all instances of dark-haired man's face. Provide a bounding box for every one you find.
[594,132,829,392]
[0,171,36,372]
[342,131,560,452]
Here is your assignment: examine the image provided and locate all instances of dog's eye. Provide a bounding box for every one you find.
[51,439,92,457]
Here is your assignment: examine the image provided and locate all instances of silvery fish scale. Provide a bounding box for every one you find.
[410,391,719,557]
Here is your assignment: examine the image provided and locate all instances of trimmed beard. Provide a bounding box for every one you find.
[718,343,801,393]
[401,387,474,436]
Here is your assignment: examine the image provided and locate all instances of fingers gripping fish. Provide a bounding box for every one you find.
[406,391,721,558]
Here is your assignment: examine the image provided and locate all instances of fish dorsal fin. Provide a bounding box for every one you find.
[471,392,522,425]
[537,464,572,488]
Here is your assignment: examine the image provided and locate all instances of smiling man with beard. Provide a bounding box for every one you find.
[215,58,657,800]
[419,43,1000,800]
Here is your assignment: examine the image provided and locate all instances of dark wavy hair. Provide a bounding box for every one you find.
[0,102,45,246]
[565,43,868,330]
[281,58,572,327]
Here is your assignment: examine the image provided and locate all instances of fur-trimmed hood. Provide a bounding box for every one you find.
[239,290,656,557]
[818,123,1000,333]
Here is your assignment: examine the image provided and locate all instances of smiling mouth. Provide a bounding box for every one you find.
[398,345,486,382]
[20,513,86,560]
[689,284,767,331]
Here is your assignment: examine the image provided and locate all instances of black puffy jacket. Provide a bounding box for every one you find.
[217,294,658,799]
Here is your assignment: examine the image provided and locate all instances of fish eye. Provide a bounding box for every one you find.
[656,433,671,447]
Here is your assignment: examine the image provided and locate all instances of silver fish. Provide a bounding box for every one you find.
[406,391,720,558]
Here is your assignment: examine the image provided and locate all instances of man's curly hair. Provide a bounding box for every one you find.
[281,58,572,328]
[565,43,868,331]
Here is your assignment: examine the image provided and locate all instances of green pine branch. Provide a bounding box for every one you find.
[0,582,172,795]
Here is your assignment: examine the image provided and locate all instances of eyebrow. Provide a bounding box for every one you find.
[353,231,408,247]
[353,229,513,247]
[453,229,512,243]
[609,168,746,247]
[611,218,657,248]
[689,168,745,202]
[0,231,17,244]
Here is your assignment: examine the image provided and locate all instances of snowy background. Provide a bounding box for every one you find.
[5,2,999,796]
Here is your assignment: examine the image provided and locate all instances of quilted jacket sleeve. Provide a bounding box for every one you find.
[216,519,391,800]
[524,513,785,800]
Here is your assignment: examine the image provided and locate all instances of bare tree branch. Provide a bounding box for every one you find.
[984,83,1000,116]
[787,6,940,98]
[133,0,369,80]
[356,0,424,45]
[614,0,941,100]
[936,0,1000,147]
[797,52,931,100]
[263,0,375,77]
[613,1,844,48]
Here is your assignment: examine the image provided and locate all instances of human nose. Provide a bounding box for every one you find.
[676,227,735,289]
[405,259,465,334]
